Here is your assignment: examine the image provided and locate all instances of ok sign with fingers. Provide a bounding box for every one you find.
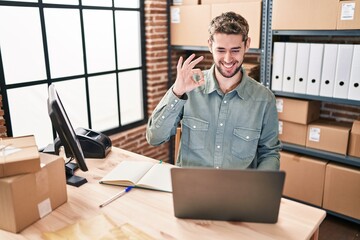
[172,54,205,98]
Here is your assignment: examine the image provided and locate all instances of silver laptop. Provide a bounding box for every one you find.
[171,168,285,223]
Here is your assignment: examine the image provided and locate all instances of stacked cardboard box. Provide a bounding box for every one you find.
[280,151,360,220]
[280,151,327,207]
[0,135,41,177]
[323,163,360,220]
[0,136,67,233]
[272,0,360,30]
[348,120,360,158]
[170,0,262,48]
[306,120,352,155]
[276,97,321,146]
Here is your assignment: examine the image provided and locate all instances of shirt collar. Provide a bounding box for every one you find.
[203,64,250,99]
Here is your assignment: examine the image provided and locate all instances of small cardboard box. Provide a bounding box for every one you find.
[0,135,41,178]
[336,0,360,29]
[0,153,67,233]
[170,5,211,46]
[306,120,352,155]
[348,120,360,157]
[278,120,307,146]
[323,163,360,220]
[276,97,321,124]
[272,0,338,30]
[280,151,327,207]
[173,0,199,5]
[211,1,262,49]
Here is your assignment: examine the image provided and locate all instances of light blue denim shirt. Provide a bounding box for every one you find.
[146,65,281,170]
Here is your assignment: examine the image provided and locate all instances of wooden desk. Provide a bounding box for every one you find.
[0,148,326,240]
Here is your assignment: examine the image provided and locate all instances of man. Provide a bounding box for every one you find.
[146,11,281,170]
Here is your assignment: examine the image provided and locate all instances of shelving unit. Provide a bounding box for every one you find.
[265,0,360,224]
[263,0,360,165]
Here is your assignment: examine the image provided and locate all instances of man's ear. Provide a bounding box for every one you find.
[245,37,251,52]
[208,38,212,53]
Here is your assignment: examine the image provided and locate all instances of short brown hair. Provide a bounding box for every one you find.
[208,11,249,42]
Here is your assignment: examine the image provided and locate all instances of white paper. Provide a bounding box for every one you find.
[276,99,284,113]
[171,8,180,24]
[341,3,355,20]
[38,198,52,218]
[309,127,321,142]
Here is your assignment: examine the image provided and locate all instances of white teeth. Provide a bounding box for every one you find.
[223,63,233,68]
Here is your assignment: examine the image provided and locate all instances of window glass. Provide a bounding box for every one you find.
[53,80,88,130]
[114,0,139,8]
[115,11,142,69]
[0,6,46,84]
[119,70,144,125]
[43,0,79,5]
[82,0,112,7]
[7,85,52,149]
[44,8,84,78]
[88,74,119,131]
[83,9,116,73]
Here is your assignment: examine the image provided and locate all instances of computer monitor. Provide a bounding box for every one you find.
[47,83,88,187]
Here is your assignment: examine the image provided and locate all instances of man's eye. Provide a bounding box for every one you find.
[232,50,240,53]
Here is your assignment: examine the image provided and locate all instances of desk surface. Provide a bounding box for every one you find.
[0,148,326,240]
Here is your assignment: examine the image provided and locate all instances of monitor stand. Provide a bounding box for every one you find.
[65,162,88,187]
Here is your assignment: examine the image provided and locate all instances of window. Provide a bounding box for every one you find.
[0,0,147,149]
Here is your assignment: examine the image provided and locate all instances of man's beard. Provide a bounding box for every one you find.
[215,61,242,79]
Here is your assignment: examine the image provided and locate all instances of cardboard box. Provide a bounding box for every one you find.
[211,1,262,48]
[348,120,360,157]
[276,97,321,124]
[323,163,360,220]
[280,151,327,207]
[170,5,211,46]
[173,0,199,5]
[0,153,67,233]
[201,0,261,5]
[278,120,307,146]
[171,1,262,48]
[272,0,338,30]
[306,120,352,155]
[0,135,41,178]
[336,0,360,29]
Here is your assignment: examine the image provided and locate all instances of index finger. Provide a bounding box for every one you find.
[188,56,204,69]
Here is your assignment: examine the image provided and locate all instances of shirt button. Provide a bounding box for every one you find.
[175,100,178,102]
[161,116,165,119]
[224,101,227,104]
[220,123,223,126]
[193,125,196,128]
[215,166,220,169]
[217,145,220,149]
[246,136,249,139]
[170,104,174,108]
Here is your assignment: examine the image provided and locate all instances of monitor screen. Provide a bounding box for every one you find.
[48,83,88,186]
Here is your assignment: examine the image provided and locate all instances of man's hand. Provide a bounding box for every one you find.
[173,54,205,98]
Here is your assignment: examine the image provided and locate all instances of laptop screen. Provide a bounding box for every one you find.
[171,168,285,223]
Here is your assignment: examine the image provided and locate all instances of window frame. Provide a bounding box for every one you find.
[0,0,148,146]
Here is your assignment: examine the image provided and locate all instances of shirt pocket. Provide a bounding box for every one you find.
[182,117,209,150]
[231,127,260,159]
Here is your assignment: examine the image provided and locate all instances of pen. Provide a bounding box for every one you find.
[99,186,133,208]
